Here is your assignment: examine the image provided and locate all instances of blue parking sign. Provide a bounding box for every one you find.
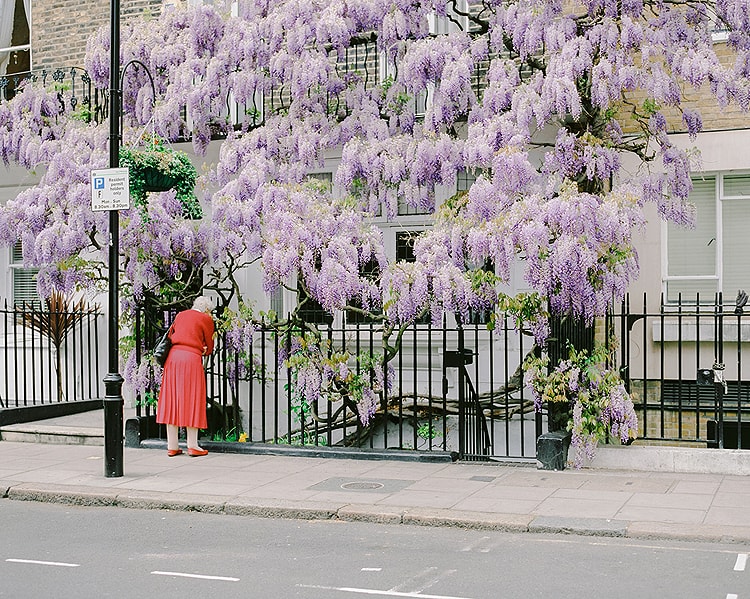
[94,177,105,190]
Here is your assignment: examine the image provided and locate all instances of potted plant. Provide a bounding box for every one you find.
[119,136,202,219]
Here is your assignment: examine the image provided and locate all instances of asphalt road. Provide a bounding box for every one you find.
[0,502,747,598]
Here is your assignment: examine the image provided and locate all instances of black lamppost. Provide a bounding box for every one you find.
[103,0,124,477]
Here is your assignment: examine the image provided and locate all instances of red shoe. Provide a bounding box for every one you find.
[187,447,208,457]
[167,449,183,457]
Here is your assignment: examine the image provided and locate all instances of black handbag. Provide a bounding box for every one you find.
[153,325,174,367]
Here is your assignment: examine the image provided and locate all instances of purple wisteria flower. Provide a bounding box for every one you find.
[0,0,748,406]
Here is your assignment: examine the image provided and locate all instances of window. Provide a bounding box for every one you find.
[396,231,431,323]
[397,195,431,216]
[457,169,476,193]
[10,240,39,306]
[297,278,333,326]
[345,258,381,325]
[269,287,284,320]
[665,173,750,303]
[306,172,333,193]
[396,231,420,262]
[0,0,31,100]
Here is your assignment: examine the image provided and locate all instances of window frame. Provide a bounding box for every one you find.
[9,240,40,307]
[663,171,750,304]
[0,0,31,85]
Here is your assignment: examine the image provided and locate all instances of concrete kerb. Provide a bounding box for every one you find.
[223,497,342,520]
[3,480,750,544]
[7,483,119,507]
[529,516,628,537]
[625,521,750,544]
[402,507,533,532]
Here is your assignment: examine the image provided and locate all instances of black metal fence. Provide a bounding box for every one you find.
[0,301,104,409]
[136,313,540,461]
[4,292,744,456]
[134,294,750,458]
[607,293,750,449]
[0,68,106,122]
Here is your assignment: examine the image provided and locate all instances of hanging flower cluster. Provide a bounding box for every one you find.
[1,0,749,429]
[285,332,384,427]
[525,340,638,468]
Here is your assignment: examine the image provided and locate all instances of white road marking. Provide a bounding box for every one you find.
[389,567,438,593]
[362,568,383,571]
[297,584,474,599]
[460,536,491,552]
[6,559,79,568]
[734,553,748,572]
[411,570,457,594]
[726,594,738,599]
[151,570,239,582]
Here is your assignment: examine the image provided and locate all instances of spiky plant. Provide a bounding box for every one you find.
[20,291,101,401]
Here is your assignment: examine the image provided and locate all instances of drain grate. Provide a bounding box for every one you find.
[341,481,385,490]
[308,477,414,493]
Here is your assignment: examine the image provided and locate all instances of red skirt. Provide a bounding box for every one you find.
[157,346,208,429]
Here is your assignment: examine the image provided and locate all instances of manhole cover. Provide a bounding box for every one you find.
[341,481,385,490]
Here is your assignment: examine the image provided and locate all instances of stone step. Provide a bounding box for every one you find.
[0,423,104,446]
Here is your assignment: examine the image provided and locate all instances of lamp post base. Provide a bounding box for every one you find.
[103,373,124,477]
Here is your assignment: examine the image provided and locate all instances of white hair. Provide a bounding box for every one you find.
[191,296,214,314]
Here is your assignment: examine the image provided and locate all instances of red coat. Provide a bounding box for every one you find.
[157,309,215,429]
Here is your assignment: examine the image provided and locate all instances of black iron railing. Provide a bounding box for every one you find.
[1,32,495,137]
[607,293,750,449]
[0,301,103,408]
[135,312,538,461]
[132,293,750,457]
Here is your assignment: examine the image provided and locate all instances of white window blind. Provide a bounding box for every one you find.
[666,177,717,301]
[11,240,39,305]
[723,174,750,197]
[722,174,750,298]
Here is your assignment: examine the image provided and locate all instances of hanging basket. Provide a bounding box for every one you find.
[119,139,200,219]
[141,167,178,193]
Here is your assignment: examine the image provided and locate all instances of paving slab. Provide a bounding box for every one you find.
[2,434,750,545]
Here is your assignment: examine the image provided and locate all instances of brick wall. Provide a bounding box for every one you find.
[621,42,750,134]
[30,0,163,71]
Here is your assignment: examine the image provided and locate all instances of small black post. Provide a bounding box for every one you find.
[714,362,725,450]
[103,0,124,478]
[715,294,725,450]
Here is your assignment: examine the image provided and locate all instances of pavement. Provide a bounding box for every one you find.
[1,409,750,544]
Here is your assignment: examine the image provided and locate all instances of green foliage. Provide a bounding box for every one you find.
[273,431,328,446]
[640,98,660,117]
[136,390,159,409]
[416,419,441,441]
[213,427,240,442]
[436,189,469,223]
[525,337,638,467]
[119,136,201,219]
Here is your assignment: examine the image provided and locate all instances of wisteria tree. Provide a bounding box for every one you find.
[2,0,750,457]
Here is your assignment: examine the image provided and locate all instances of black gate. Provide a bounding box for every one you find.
[443,329,490,460]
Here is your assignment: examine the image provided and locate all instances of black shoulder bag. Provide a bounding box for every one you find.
[153,323,174,367]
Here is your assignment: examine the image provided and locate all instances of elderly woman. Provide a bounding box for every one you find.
[157,296,215,457]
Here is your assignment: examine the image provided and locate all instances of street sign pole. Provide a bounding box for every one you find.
[103,0,124,478]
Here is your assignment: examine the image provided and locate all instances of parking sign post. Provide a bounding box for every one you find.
[102,0,125,478]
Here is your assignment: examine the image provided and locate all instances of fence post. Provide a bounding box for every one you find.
[715,295,725,449]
